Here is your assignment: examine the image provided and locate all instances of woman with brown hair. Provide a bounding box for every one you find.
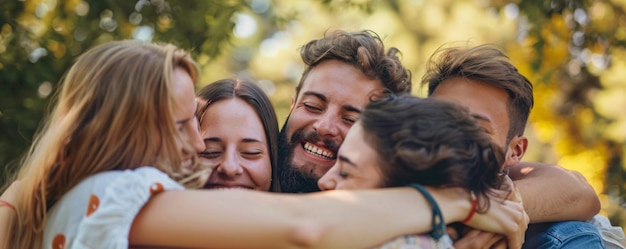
[195,79,280,192]
[318,94,523,248]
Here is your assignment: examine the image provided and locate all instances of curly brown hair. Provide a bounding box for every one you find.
[297,30,412,95]
[360,94,507,213]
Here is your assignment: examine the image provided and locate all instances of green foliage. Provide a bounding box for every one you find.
[2,2,626,230]
[490,0,626,224]
[0,0,251,185]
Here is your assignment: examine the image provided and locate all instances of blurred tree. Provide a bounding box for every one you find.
[488,0,626,226]
[323,0,626,227]
[2,0,625,229]
[0,0,255,185]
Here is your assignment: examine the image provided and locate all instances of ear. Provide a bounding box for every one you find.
[503,135,528,168]
[289,96,295,113]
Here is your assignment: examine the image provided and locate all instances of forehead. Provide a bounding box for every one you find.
[430,77,509,115]
[199,98,266,140]
[430,77,510,140]
[172,68,196,120]
[341,122,368,152]
[298,60,383,106]
[339,123,381,170]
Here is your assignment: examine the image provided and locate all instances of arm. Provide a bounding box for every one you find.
[129,187,525,249]
[0,208,12,249]
[0,180,20,248]
[509,161,600,223]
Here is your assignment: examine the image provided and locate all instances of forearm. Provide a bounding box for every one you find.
[0,208,14,249]
[510,162,600,223]
[297,187,472,248]
[130,187,472,249]
[0,180,18,249]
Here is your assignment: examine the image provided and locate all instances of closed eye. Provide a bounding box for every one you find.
[343,115,358,124]
[338,170,348,179]
[303,103,323,113]
[199,151,221,159]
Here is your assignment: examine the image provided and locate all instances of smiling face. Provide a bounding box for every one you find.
[199,98,272,191]
[277,60,384,193]
[172,67,205,168]
[317,122,384,190]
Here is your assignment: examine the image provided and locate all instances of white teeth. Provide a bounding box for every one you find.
[303,142,335,159]
[211,186,248,190]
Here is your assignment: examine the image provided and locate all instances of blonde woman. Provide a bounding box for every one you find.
[2,40,527,249]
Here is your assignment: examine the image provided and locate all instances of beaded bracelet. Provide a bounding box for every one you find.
[409,183,446,240]
[0,199,16,212]
[462,191,478,224]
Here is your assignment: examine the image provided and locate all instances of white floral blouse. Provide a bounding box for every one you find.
[42,167,183,249]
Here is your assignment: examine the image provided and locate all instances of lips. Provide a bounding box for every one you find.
[181,158,194,173]
[302,142,336,160]
[205,184,252,190]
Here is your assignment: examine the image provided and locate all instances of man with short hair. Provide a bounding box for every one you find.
[277,30,412,193]
[424,44,610,248]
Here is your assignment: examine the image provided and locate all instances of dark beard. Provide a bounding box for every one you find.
[277,122,328,193]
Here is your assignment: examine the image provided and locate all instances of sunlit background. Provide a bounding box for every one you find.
[1,0,625,229]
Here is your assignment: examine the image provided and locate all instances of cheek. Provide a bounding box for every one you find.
[287,110,315,132]
[247,157,272,190]
[334,178,350,190]
[335,178,360,190]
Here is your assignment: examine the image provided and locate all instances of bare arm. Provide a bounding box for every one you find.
[129,187,526,249]
[509,161,600,223]
[0,209,12,249]
[0,181,20,249]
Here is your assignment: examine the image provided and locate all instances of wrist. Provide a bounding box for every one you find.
[462,191,478,224]
[427,187,471,223]
[409,183,446,240]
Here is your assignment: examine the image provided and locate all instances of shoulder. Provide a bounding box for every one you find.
[42,167,184,249]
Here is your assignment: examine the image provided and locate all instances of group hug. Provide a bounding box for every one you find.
[1,30,625,248]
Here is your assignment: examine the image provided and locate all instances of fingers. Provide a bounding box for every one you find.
[507,181,523,203]
[453,229,502,249]
[486,234,505,247]
[446,225,460,241]
[505,200,528,249]
[491,239,507,249]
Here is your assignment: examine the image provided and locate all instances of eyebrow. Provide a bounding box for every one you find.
[203,137,264,143]
[176,117,193,125]
[338,155,358,168]
[471,113,493,124]
[301,91,363,114]
[471,113,495,132]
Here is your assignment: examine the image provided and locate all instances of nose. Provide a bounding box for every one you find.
[190,117,205,153]
[312,110,343,138]
[317,163,340,191]
[216,149,243,178]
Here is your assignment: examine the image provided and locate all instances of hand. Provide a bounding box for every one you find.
[453,229,506,249]
[465,177,529,249]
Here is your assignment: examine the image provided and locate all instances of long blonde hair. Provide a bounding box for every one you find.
[5,40,200,248]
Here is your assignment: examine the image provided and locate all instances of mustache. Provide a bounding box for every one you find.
[292,129,339,152]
